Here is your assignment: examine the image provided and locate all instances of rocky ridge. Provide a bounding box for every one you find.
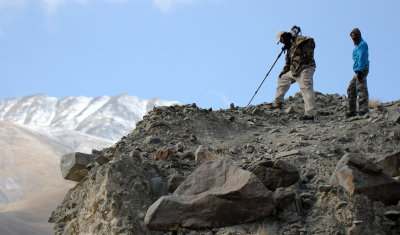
[50,92,400,235]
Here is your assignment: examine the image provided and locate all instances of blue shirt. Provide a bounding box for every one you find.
[353,39,369,72]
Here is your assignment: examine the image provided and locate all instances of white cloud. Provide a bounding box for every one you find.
[153,0,195,12]
[1,0,212,19]
[41,0,63,15]
[41,0,89,15]
[1,0,204,16]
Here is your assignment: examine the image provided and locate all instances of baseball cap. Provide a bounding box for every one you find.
[276,31,285,44]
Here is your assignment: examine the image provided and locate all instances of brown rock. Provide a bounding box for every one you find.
[145,121,168,131]
[167,174,186,193]
[195,145,219,165]
[376,151,400,177]
[144,158,276,230]
[343,153,382,174]
[330,153,400,205]
[250,160,300,191]
[154,148,174,161]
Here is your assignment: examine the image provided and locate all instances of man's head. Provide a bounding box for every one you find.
[350,28,362,46]
[276,31,292,47]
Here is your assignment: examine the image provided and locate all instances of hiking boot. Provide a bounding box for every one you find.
[345,111,356,118]
[271,103,282,109]
[299,115,314,121]
[358,111,368,116]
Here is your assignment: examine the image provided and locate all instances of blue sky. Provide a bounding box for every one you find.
[0,0,399,109]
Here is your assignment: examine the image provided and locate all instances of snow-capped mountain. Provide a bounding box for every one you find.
[0,94,181,234]
[0,94,181,141]
[0,93,180,203]
[0,93,180,205]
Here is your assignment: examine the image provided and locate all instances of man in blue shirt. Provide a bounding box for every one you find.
[346,28,370,117]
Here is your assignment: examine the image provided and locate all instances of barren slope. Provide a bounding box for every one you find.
[50,92,400,234]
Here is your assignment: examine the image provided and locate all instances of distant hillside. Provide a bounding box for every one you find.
[0,183,71,235]
[0,121,112,204]
[0,94,180,141]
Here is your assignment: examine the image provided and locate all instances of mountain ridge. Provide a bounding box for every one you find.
[0,94,181,141]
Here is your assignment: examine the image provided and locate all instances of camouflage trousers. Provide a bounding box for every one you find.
[275,66,316,116]
[347,67,369,114]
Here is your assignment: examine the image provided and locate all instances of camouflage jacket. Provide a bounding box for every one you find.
[280,35,316,77]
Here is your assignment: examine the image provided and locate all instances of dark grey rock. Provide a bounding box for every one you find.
[275,192,296,210]
[387,107,400,124]
[145,136,162,145]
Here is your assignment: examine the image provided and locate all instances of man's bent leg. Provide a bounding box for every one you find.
[297,67,316,116]
[275,71,294,104]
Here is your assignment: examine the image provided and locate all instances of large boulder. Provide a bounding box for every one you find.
[249,160,300,191]
[144,158,276,230]
[60,152,97,182]
[376,151,400,177]
[330,153,400,205]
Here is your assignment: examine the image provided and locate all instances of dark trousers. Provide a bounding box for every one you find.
[347,67,369,114]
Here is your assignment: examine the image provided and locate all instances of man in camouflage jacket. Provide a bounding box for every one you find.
[273,27,316,120]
